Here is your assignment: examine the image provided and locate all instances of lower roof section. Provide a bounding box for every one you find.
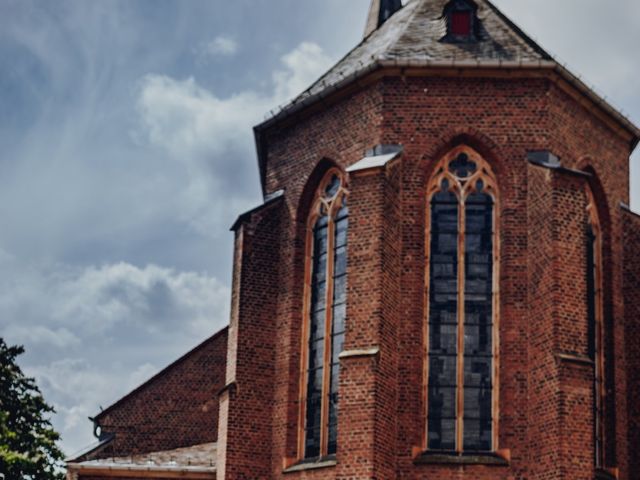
[66,442,216,479]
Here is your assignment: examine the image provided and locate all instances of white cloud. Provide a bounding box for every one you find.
[198,36,238,59]
[273,42,332,101]
[27,357,167,457]
[134,41,333,235]
[5,325,81,349]
[137,41,332,158]
[136,75,261,159]
[50,262,230,338]
[0,258,230,341]
[0,257,230,455]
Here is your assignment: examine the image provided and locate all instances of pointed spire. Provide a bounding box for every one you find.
[363,0,403,38]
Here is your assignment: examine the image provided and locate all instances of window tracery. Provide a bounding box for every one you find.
[425,146,498,452]
[300,169,348,459]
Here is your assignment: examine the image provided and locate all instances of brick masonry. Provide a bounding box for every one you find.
[68,55,639,480]
[81,327,228,460]
[623,210,640,480]
[219,72,639,479]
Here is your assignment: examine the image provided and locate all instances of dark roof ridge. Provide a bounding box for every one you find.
[93,326,229,421]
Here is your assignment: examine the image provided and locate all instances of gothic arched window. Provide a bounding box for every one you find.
[585,186,605,468]
[299,169,348,459]
[425,146,498,452]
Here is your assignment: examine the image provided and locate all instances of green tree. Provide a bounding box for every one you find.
[0,338,64,480]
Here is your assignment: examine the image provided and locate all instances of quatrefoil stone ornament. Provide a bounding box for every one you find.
[449,153,477,179]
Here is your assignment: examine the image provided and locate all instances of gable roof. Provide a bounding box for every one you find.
[93,326,228,421]
[254,0,640,191]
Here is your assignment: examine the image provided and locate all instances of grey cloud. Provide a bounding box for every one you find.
[0,257,230,454]
[133,41,333,236]
[491,0,640,207]
[0,0,377,459]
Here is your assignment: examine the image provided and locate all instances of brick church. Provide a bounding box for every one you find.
[66,0,640,479]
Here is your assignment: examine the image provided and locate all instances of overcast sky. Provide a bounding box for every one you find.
[1,0,638,456]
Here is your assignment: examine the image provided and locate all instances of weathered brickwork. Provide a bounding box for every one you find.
[548,85,633,478]
[75,72,637,480]
[220,72,639,480]
[216,199,285,479]
[383,76,545,480]
[623,210,640,480]
[527,164,560,480]
[265,86,384,480]
[85,328,228,460]
[553,173,594,480]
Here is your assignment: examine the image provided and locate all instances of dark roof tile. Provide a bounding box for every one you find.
[292,0,550,106]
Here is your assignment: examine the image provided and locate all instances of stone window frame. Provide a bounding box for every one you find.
[297,167,349,461]
[586,184,606,470]
[423,145,500,454]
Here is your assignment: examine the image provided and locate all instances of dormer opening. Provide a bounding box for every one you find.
[443,0,478,42]
[451,10,471,36]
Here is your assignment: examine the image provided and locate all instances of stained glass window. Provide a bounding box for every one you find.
[586,187,605,468]
[302,170,348,459]
[426,148,497,453]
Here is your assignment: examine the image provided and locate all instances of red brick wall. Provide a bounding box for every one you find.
[265,85,383,480]
[527,164,561,480]
[623,210,640,480]
[86,328,228,459]
[216,200,284,479]
[383,76,545,480]
[224,72,636,479]
[334,163,402,480]
[548,84,633,477]
[553,173,595,480]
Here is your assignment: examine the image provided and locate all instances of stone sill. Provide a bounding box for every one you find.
[414,451,509,466]
[283,455,337,474]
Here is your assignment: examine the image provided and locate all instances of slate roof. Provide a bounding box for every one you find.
[255,0,638,135]
[298,0,550,103]
[67,442,217,477]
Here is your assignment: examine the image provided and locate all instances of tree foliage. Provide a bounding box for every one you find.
[0,338,64,480]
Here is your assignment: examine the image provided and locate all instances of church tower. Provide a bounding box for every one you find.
[217,1,640,479]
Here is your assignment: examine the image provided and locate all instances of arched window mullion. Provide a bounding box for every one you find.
[327,196,348,454]
[456,190,466,453]
[300,169,348,460]
[425,147,498,454]
[301,211,330,458]
[319,210,336,456]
